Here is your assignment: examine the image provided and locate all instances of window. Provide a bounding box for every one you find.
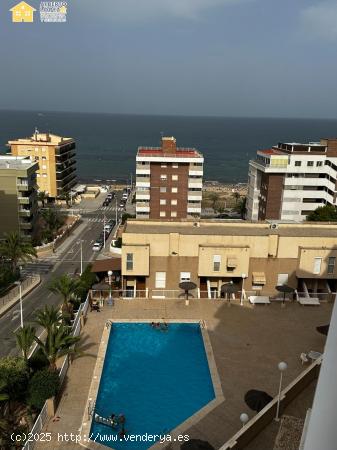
[295,161,301,167]
[172,164,178,168]
[171,199,177,205]
[180,272,190,282]
[277,274,288,285]
[126,253,133,271]
[213,255,221,272]
[160,199,166,205]
[328,257,336,274]
[313,257,322,275]
[161,163,167,168]
[307,161,314,167]
[160,187,167,193]
[160,211,166,217]
[155,272,166,288]
[172,175,178,181]
[160,174,167,180]
[42,156,47,161]
[42,165,47,170]
[42,174,47,177]
[316,161,323,167]
[172,187,178,193]
[171,211,177,217]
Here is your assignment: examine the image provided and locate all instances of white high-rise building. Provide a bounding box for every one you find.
[246,138,337,222]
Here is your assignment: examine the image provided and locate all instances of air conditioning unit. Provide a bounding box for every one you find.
[270,223,278,230]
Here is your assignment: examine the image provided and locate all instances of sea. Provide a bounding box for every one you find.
[1,110,337,184]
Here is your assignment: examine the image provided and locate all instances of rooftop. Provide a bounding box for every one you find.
[124,219,337,238]
[0,155,37,171]
[8,130,74,146]
[257,148,286,156]
[137,136,203,159]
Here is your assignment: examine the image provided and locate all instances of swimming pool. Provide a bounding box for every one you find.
[90,322,215,449]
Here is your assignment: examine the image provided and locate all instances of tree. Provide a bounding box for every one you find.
[232,191,241,204]
[34,325,81,371]
[0,232,37,273]
[27,369,60,409]
[35,305,62,337]
[307,205,337,222]
[0,380,9,403]
[77,264,97,302]
[37,191,47,208]
[0,357,28,403]
[14,325,36,362]
[235,197,247,220]
[48,274,81,319]
[209,192,219,212]
[40,208,63,240]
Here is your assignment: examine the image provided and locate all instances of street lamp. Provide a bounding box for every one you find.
[240,413,249,428]
[108,270,113,306]
[275,361,288,421]
[77,239,84,275]
[14,281,23,328]
[241,273,247,306]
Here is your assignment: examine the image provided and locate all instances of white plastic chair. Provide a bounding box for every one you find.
[300,352,309,365]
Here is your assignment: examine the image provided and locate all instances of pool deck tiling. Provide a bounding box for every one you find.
[34,298,333,450]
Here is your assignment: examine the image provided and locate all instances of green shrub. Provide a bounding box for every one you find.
[27,369,60,409]
[0,356,28,401]
[28,348,49,373]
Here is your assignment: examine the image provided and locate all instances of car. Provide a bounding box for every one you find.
[122,193,128,200]
[104,224,113,234]
[102,199,110,207]
[107,192,115,200]
[119,200,126,208]
[92,242,103,251]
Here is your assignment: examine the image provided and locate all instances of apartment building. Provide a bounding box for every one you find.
[136,137,204,219]
[0,156,38,238]
[246,138,337,221]
[8,130,76,199]
[121,219,337,298]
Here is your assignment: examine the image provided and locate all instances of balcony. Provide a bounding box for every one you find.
[17,183,29,191]
[188,180,203,189]
[18,197,30,205]
[19,209,32,217]
[19,221,32,230]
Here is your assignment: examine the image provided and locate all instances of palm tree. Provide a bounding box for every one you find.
[34,325,81,371]
[48,274,81,319]
[41,208,63,239]
[14,325,36,362]
[209,192,219,212]
[0,232,37,273]
[37,191,47,208]
[35,305,62,337]
[232,191,241,204]
[235,197,247,219]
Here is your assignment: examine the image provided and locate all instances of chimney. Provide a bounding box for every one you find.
[161,136,177,154]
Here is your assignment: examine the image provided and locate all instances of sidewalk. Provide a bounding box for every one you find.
[0,275,41,318]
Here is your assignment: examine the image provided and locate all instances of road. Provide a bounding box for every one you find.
[0,190,126,357]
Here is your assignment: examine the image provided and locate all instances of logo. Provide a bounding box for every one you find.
[10,1,36,23]
[40,1,67,23]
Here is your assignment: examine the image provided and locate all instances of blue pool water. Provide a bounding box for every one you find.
[90,323,215,449]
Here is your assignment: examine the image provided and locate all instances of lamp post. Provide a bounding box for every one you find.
[241,273,247,306]
[108,270,113,306]
[240,413,249,428]
[275,361,288,421]
[77,239,84,275]
[14,281,23,328]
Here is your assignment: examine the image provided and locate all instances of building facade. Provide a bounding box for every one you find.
[8,130,76,199]
[122,220,337,298]
[246,138,337,221]
[136,137,203,219]
[0,156,38,238]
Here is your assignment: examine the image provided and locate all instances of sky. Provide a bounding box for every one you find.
[0,0,337,118]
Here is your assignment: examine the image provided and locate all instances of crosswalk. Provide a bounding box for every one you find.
[99,206,124,212]
[21,260,54,276]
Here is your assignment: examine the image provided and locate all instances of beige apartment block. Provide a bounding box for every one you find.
[0,156,38,238]
[8,130,76,199]
[122,220,337,298]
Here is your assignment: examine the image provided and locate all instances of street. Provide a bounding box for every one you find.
[0,190,126,357]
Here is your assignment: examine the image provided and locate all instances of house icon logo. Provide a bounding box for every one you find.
[10,1,36,22]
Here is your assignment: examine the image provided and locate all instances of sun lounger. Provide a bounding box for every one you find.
[248,296,270,305]
[297,297,320,306]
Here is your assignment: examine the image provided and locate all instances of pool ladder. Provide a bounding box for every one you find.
[200,320,207,329]
[88,400,96,419]
[105,320,113,329]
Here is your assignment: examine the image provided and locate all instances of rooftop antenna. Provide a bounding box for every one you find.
[34,127,39,141]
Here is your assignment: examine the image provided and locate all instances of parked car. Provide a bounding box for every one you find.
[104,223,113,234]
[107,192,115,200]
[119,200,126,208]
[122,192,128,200]
[92,241,103,251]
[102,199,110,207]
